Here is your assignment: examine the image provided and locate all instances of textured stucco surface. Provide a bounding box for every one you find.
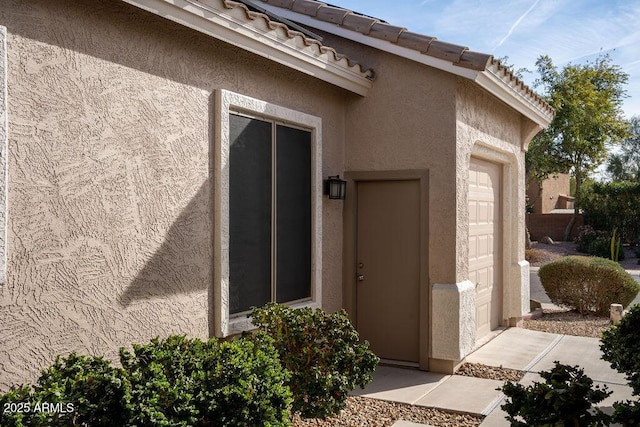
[0,0,348,390]
[323,37,459,369]
[456,79,532,324]
[322,35,459,286]
[0,25,7,287]
[431,281,475,360]
[326,28,537,368]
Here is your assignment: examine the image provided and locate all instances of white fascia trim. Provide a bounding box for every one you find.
[475,70,553,128]
[122,0,372,96]
[258,3,553,127]
[258,3,479,80]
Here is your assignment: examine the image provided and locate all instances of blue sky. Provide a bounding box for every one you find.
[329,0,640,119]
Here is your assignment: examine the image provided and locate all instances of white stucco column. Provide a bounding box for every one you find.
[431,281,476,370]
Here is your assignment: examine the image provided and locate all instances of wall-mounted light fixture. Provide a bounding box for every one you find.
[324,175,347,200]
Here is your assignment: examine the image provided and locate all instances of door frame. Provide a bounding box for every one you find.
[343,170,430,370]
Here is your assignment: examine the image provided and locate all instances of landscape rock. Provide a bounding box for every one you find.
[540,236,555,245]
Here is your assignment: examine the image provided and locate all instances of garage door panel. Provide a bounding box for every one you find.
[469,201,478,223]
[469,235,477,259]
[477,304,490,334]
[469,158,502,340]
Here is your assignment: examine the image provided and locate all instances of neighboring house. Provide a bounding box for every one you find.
[0,0,553,388]
[527,173,574,214]
[526,173,582,241]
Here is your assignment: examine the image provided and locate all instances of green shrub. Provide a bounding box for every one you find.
[576,225,609,253]
[250,303,379,419]
[601,304,640,425]
[121,333,292,426]
[539,256,639,315]
[0,353,131,427]
[1,335,292,427]
[601,304,640,396]
[611,400,640,426]
[575,225,625,260]
[501,362,612,427]
[581,181,640,245]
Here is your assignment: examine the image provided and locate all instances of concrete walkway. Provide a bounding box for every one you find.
[353,328,634,427]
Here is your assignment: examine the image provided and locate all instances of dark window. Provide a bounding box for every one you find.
[229,114,312,315]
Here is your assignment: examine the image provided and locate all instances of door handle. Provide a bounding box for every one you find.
[357,274,365,282]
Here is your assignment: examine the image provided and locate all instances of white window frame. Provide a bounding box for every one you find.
[214,89,322,337]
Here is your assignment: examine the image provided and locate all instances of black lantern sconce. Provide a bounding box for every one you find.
[324,175,347,200]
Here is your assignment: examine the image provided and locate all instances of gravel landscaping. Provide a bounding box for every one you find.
[292,396,483,427]
[520,308,612,338]
[457,362,524,382]
[526,240,639,269]
[291,241,634,426]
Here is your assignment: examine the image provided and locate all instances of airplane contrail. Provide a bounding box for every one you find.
[495,0,541,48]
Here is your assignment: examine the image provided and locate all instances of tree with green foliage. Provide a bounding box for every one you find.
[606,115,640,182]
[527,54,629,240]
[581,181,640,245]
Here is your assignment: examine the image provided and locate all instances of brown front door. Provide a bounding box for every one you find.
[356,180,420,363]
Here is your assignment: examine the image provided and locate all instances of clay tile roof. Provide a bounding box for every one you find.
[315,5,349,24]
[341,13,378,34]
[369,22,406,43]
[259,0,488,70]
[257,0,554,121]
[291,0,322,16]
[395,31,436,52]
[216,0,372,78]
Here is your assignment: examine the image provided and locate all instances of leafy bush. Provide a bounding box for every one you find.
[610,400,640,426]
[0,353,131,427]
[576,225,608,253]
[601,304,640,425]
[0,335,292,427]
[121,333,292,426]
[539,256,639,315]
[250,303,379,419]
[575,225,625,260]
[501,362,612,427]
[581,181,640,245]
[601,304,640,396]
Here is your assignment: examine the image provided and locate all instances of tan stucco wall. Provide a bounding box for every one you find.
[454,79,532,355]
[323,28,536,369]
[455,79,525,268]
[527,173,571,213]
[321,33,465,369]
[322,38,459,285]
[0,0,349,390]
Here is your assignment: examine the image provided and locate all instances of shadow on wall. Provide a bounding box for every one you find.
[119,180,213,308]
[0,0,241,93]
[119,92,217,337]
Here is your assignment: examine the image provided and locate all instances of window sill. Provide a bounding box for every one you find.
[223,300,321,337]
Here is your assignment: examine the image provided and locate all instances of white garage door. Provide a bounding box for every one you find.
[469,158,502,340]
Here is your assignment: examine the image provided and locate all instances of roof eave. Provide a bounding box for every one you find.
[258,2,554,128]
[121,0,373,96]
[258,2,480,80]
[475,69,554,129]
